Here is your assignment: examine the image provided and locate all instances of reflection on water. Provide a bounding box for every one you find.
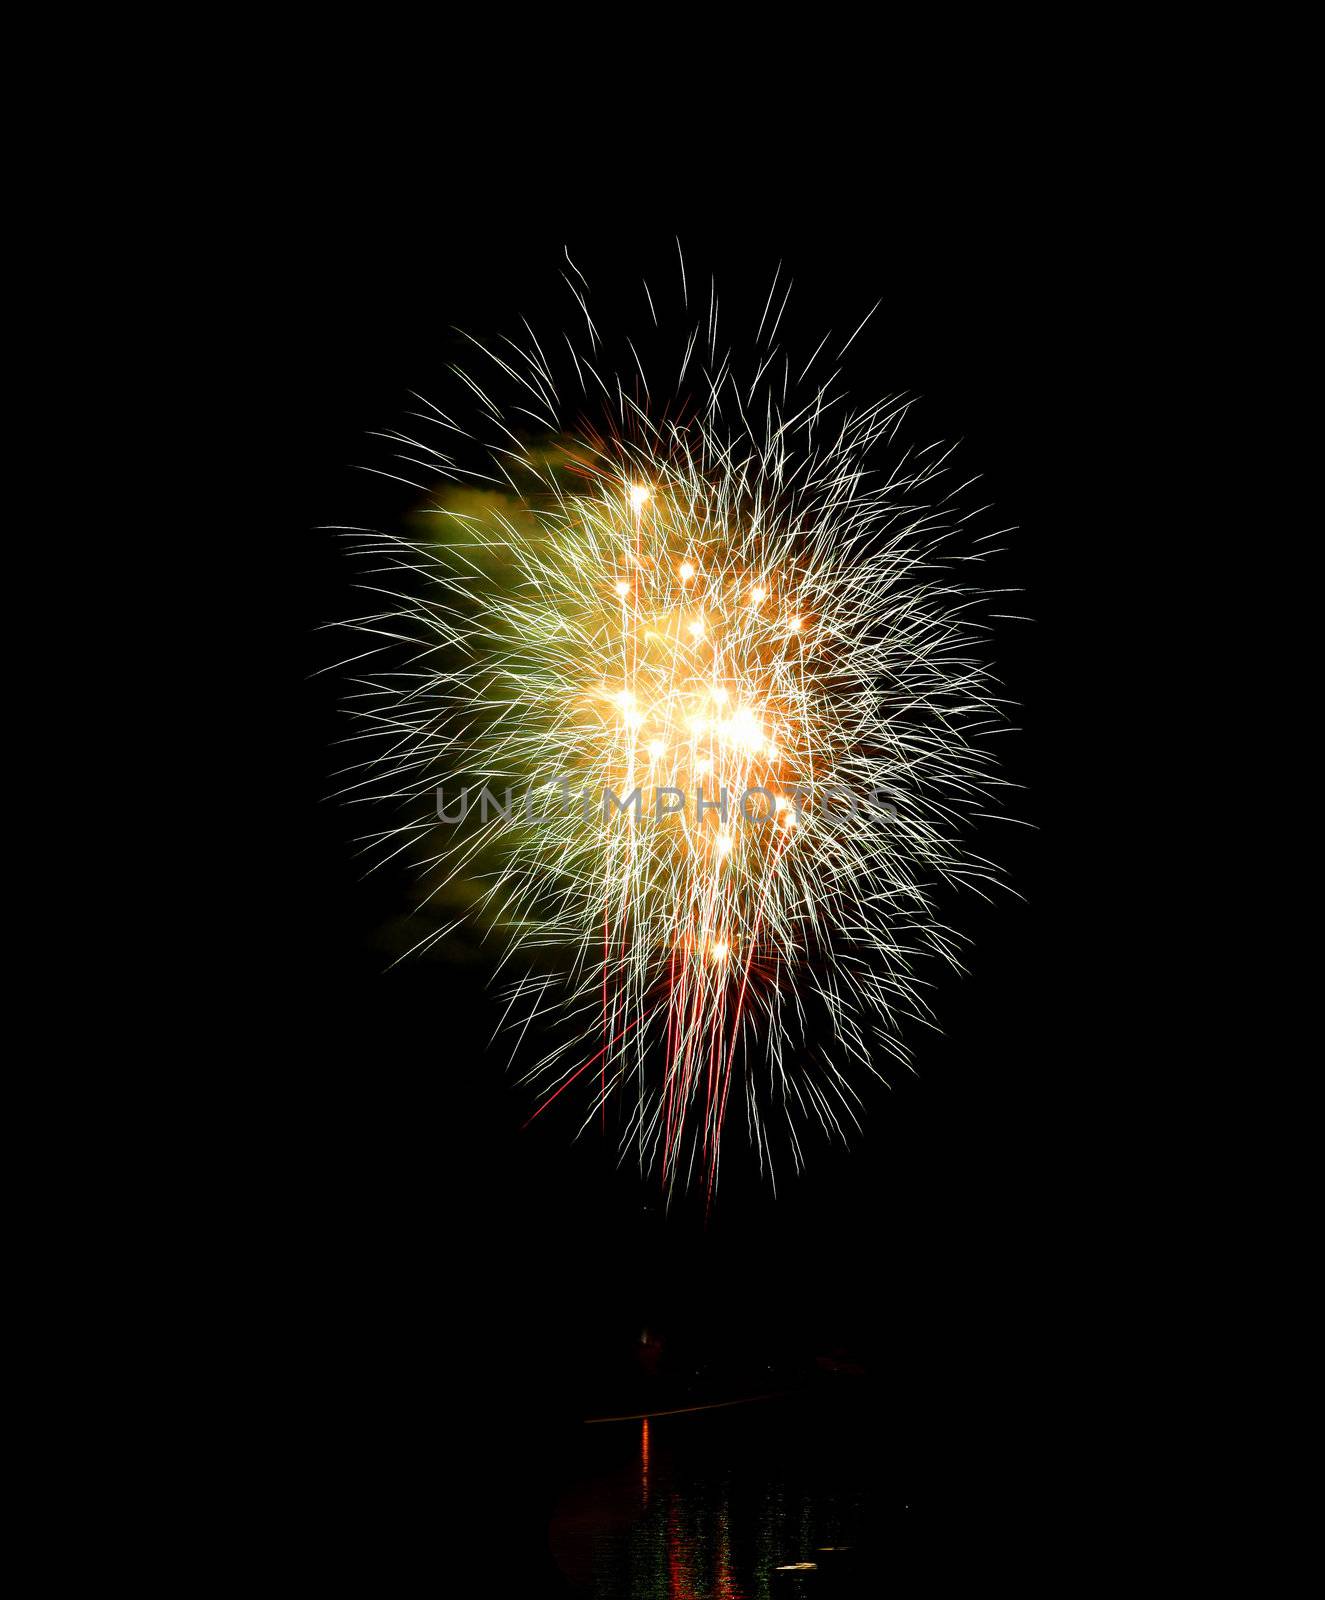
[549,1391,912,1597]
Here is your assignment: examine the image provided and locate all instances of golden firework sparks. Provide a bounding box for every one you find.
[332,254,1012,1194]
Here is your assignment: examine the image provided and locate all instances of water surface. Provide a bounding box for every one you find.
[548,1390,918,1596]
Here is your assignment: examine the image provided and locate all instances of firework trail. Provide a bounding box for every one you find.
[329,250,1014,1195]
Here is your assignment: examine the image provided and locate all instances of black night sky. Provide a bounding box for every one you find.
[234,185,1135,1590]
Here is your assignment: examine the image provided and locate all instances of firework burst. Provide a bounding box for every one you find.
[330,252,1013,1194]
